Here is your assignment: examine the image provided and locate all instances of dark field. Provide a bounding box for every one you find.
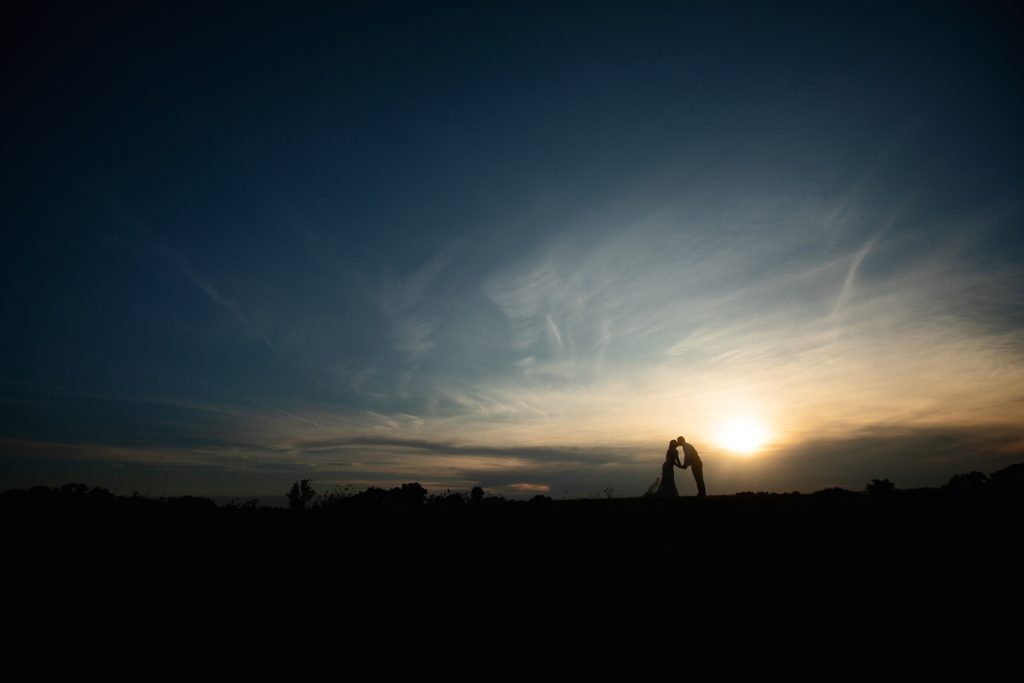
[7,465,1021,570]
[6,470,1021,638]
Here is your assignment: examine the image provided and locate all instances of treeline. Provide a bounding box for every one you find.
[285,480,551,510]
[2,463,1021,513]
[0,479,547,513]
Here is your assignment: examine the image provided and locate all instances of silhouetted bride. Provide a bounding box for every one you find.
[655,439,685,498]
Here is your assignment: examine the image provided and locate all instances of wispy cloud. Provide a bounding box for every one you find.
[94,212,278,352]
[381,248,454,316]
[158,244,277,352]
[74,186,1022,500]
[32,165,1024,497]
[380,247,457,360]
[391,313,437,360]
[432,189,1024,458]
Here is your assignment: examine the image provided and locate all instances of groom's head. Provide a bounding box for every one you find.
[677,435,685,444]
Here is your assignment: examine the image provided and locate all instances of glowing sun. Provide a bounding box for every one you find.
[715,416,769,454]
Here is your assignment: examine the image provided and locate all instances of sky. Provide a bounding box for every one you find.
[3,2,1023,499]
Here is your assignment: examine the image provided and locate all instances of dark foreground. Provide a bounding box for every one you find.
[7,474,1022,570]
[6,474,1022,644]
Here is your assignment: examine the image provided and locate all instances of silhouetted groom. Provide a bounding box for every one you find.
[677,435,706,497]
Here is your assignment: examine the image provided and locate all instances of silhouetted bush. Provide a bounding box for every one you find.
[347,486,386,505]
[813,487,859,497]
[428,490,466,506]
[944,471,989,495]
[226,497,262,510]
[392,482,427,506]
[990,463,1024,494]
[60,483,90,497]
[315,485,354,510]
[736,491,777,499]
[336,483,428,506]
[866,479,896,497]
[165,495,217,511]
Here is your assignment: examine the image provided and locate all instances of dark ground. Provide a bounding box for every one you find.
[7,471,1021,572]
[5,473,1021,653]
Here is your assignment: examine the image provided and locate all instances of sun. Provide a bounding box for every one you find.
[715,416,769,454]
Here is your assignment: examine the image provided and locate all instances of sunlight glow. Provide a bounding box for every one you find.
[715,416,769,454]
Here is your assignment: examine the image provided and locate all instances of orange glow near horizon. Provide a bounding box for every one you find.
[714,415,770,454]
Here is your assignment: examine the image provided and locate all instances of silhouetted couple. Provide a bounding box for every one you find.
[655,435,706,498]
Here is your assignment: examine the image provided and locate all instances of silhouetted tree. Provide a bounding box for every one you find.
[391,482,427,506]
[866,478,896,497]
[428,489,465,506]
[287,479,316,510]
[60,483,90,497]
[944,471,989,494]
[990,463,1024,494]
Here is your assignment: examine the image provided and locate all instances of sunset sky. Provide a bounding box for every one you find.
[4,3,1023,499]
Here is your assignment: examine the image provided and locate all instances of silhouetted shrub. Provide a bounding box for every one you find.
[735,491,776,499]
[944,471,989,495]
[351,487,386,505]
[391,482,427,506]
[340,483,428,506]
[60,483,90,497]
[813,487,859,497]
[165,495,217,511]
[226,497,262,510]
[866,479,896,497]
[990,463,1024,493]
[428,490,466,506]
[315,485,354,510]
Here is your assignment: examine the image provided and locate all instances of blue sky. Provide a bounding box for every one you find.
[3,2,1023,498]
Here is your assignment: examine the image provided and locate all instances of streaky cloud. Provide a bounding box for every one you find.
[158,244,277,352]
